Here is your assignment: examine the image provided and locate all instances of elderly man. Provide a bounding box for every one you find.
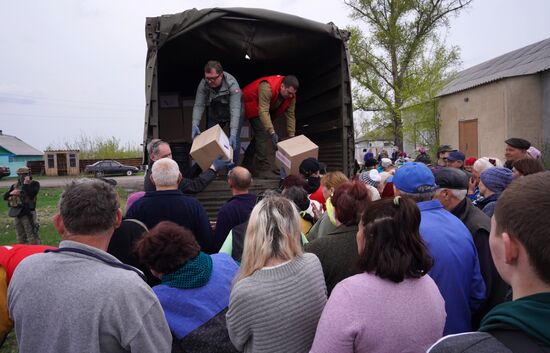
[437,145,454,165]
[504,137,531,169]
[144,138,230,193]
[3,167,40,244]
[128,158,213,252]
[192,60,243,160]
[393,163,485,335]
[446,150,465,169]
[8,179,172,353]
[428,172,550,352]
[242,75,299,178]
[434,168,509,329]
[212,166,256,252]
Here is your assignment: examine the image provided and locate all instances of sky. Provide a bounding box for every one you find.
[2,0,550,151]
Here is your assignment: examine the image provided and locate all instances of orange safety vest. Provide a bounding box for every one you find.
[242,75,293,120]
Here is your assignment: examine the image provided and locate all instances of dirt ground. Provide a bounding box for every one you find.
[0,175,144,190]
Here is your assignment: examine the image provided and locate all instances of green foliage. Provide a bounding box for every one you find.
[401,38,461,152]
[346,0,471,149]
[46,133,142,159]
[0,187,131,246]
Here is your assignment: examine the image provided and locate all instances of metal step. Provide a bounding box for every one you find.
[194,178,280,220]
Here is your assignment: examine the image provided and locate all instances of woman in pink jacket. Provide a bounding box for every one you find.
[310,196,446,353]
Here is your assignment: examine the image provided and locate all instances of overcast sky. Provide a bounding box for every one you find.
[2,0,550,151]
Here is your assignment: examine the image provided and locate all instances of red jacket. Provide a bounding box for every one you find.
[243,75,293,120]
[0,244,56,282]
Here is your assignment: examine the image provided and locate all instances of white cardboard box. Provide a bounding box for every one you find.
[190,124,233,171]
[275,135,319,175]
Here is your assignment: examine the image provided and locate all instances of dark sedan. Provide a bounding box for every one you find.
[85,160,139,177]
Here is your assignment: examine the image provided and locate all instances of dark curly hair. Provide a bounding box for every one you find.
[134,221,200,274]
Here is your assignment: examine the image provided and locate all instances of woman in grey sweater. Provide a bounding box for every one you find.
[226,193,327,353]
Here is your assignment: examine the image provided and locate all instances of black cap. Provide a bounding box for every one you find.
[435,167,469,190]
[364,158,378,168]
[437,145,454,154]
[505,138,531,150]
[299,157,320,176]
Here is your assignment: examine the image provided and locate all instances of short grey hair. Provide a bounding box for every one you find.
[59,179,119,235]
[152,158,180,186]
[147,139,169,159]
[435,188,467,201]
[398,190,436,203]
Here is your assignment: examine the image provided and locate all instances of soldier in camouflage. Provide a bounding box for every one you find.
[3,167,41,244]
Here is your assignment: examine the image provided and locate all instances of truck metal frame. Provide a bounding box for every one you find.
[144,7,355,176]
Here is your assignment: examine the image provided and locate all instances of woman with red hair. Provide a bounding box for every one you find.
[305,181,372,295]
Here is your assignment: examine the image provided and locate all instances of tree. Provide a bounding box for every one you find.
[401,39,460,153]
[47,133,141,159]
[346,0,471,150]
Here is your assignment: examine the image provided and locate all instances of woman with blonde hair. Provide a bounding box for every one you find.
[226,193,327,353]
[307,171,349,241]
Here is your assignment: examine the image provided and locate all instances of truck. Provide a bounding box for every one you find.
[143,7,355,217]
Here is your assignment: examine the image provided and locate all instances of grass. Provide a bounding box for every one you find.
[0,185,131,352]
[0,187,131,246]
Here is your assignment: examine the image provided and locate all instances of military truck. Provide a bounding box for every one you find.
[143,7,355,217]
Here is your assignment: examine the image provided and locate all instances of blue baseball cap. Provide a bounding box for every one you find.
[393,162,436,193]
[447,150,465,162]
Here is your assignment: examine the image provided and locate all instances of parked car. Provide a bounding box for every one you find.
[84,160,139,177]
[0,165,10,179]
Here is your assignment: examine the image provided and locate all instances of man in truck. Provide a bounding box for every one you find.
[241,75,299,178]
[191,60,243,163]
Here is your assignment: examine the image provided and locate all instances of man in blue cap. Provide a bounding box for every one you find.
[393,162,486,335]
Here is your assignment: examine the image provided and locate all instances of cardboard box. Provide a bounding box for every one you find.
[190,124,233,171]
[275,135,319,175]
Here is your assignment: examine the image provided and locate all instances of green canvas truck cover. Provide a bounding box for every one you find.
[144,7,354,174]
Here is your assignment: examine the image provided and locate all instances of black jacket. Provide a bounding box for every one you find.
[451,198,510,329]
[143,165,216,194]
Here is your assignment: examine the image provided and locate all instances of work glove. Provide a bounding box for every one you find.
[229,135,237,151]
[192,125,201,140]
[212,155,235,172]
[271,132,279,151]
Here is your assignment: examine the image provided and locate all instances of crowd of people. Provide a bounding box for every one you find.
[1,59,549,352]
[0,132,548,353]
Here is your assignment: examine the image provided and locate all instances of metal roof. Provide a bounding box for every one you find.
[439,37,550,97]
[0,133,43,156]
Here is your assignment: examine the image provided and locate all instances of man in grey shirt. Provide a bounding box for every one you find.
[8,179,172,353]
[192,60,243,163]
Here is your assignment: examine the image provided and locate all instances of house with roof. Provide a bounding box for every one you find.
[437,38,550,160]
[0,130,43,177]
[354,135,396,163]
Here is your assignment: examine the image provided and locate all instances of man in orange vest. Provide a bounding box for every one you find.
[242,75,299,178]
